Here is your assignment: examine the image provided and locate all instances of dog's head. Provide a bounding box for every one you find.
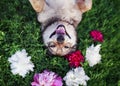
[29,0,92,56]
[42,21,77,56]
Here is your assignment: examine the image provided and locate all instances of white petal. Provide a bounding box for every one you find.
[64,67,90,86]
[85,44,102,67]
[8,49,34,78]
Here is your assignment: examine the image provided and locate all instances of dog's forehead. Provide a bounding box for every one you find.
[48,44,73,56]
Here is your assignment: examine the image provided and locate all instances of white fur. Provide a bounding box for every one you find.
[37,0,82,26]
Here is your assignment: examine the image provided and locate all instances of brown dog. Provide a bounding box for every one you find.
[29,0,92,56]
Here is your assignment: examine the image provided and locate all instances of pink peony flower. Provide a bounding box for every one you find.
[65,50,84,68]
[90,30,104,42]
[31,70,63,86]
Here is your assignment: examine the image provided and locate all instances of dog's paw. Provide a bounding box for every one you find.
[76,0,92,13]
[29,0,45,12]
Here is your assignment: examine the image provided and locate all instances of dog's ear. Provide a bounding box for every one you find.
[29,0,45,12]
[76,0,92,13]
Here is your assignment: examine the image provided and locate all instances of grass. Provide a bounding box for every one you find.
[0,0,120,86]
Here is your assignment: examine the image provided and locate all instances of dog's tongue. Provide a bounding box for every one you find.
[56,26,65,34]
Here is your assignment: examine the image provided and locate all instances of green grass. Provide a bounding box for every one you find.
[0,0,120,86]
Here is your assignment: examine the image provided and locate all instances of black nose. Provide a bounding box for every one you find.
[57,35,65,43]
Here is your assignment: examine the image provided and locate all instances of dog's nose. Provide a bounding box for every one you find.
[57,35,65,43]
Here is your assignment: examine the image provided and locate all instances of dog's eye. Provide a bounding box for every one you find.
[49,44,56,48]
[64,46,69,49]
[48,42,56,48]
[49,45,56,48]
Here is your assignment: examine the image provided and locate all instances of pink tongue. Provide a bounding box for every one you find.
[56,27,65,34]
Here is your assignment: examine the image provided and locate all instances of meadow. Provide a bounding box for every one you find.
[0,0,120,86]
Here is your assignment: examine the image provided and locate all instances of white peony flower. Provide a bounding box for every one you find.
[85,44,101,67]
[63,67,90,86]
[8,49,34,78]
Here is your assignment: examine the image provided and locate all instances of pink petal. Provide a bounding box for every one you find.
[31,82,40,86]
[33,74,39,84]
[52,77,63,86]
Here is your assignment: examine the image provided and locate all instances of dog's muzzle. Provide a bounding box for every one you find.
[56,25,65,43]
[57,35,65,43]
[49,24,71,43]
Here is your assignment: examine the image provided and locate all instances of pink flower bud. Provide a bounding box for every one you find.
[90,30,104,42]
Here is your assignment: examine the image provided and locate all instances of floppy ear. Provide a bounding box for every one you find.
[29,0,45,12]
[76,0,92,13]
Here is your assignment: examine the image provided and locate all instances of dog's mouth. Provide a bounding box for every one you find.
[56,25,66,34]
[49,25,71,40]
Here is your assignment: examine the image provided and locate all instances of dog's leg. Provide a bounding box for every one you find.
[76,0,92,13]
[29,0,45,12]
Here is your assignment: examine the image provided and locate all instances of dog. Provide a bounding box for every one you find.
[29,0,92,56]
